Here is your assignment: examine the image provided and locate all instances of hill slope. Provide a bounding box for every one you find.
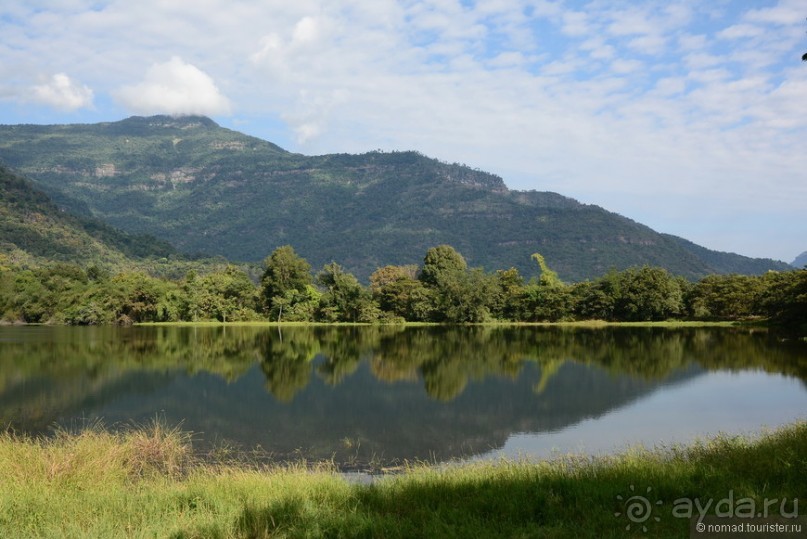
[0,164,176,266]
[0,115,790,281]
[792,252,807,269]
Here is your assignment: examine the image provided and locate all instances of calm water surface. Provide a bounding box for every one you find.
[1,325,805,469]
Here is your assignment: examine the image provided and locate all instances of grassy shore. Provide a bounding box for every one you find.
[0,422,804,538]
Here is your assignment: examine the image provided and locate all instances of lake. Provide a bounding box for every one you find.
[1,325,805,470]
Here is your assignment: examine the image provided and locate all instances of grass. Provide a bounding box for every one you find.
[0,420,804,538]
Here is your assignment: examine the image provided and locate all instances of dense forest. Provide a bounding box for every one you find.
[1,244,804,333]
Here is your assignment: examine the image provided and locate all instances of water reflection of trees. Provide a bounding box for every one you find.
[255,329,319,402]
[371,327,524,401]
[262,326,807,401]
[1,326,805,407]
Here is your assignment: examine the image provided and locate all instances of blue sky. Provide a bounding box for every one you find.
[1,0,805,263]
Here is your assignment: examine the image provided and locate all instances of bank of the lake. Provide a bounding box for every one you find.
[1,421,803,538]
[134,319,742,327]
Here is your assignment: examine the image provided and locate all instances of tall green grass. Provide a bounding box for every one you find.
[0,421,804,538]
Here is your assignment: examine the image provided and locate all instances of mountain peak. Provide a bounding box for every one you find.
[114,114,219,131]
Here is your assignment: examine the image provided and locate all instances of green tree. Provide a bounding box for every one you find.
[260,246,312,315]
[60,272,183,325]
[420,245,467,288]
[520,283,574,322]
[371,265,432,321]
[4,264,89,323]
[271,285,321,322]
[518,254,572,322]
[419,245,492,323]
[369,265,418,294]
[489,267,525,320]
[531,253,562,287]
[614,266,683,321]
[760,270,807,332]
[571,280,616,321]
[316,263,378,322]
[198,266,259,322]
[686,274,763,320]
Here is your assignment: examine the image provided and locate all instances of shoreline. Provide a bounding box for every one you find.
[135,319,743,328]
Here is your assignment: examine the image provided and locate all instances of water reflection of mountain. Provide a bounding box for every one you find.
[28,358,701,466]
[0,325,805,466]
[0,370,177,433]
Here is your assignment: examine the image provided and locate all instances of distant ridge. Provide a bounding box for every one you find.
[792,251,807,269]
[0,115,792,281]
[663,234,791,275]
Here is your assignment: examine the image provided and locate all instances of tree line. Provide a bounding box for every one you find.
[0,244,804,330]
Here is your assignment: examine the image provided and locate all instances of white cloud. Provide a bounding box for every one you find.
[1,0,806,260]
[652,77,686,96]
[606,8,657,36]
[743,1,804,26]
[626,34,666,54]
[292,16,322,45]
[677,33,709,51]
[31,73,93,111]
[611,58,644,74]
[718,24,765,40]
[114,57,231,116]
[560,11,589,36]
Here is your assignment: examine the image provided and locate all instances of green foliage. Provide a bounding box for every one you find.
[271,285,322,322]
[531,252,562,287]
[61,271,181,325]
[571,279,616,320]
[181,266,259,322]
[488,267,525,320]
[613,266,684,321]
[260,245,312,315]
[371,265,433,321]
[316,263,378,322]
[419,246,493,322]
[686,274,765,320]
[420,245,468,287]
[759,270,807,332]
[520,283,574,322]
[0,243,805,330]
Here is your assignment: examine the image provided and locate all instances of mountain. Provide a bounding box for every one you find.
[663,235,791,276]
[0,163,176,267]
[792,252,807,269]
[0,115,791,281]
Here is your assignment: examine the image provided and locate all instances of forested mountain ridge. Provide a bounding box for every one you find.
[0,115,790,281]
[792,251,807,269]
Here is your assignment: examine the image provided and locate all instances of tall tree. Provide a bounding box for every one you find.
[370,265,431,321]
[420,245,492,322]
[531,253,562,288]
[260,246,312,313]
[316,263,378,322]
[420,245,467,288]
[614,266,683,321]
